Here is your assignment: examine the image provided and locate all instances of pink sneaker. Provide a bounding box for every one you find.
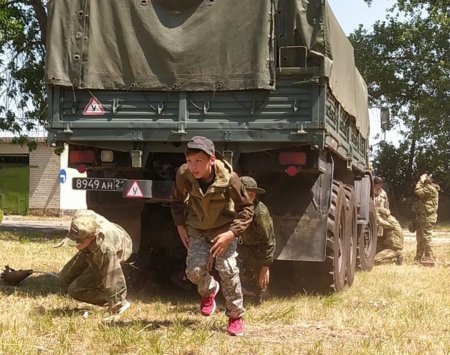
[227,317,244,336]
[200,280,220,316]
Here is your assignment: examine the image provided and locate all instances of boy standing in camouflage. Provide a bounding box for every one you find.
[170,136,254,336]
[237,176,276,304]
[412,174,440,264]
[58,210,132,320]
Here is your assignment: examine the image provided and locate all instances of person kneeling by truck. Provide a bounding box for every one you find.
[57,210,133,320]
[375,208,404,265]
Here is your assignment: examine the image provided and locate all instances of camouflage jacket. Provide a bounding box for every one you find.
[84,214,132,291]
[413,181,439,222]
[377,211,403,251]
[170,159,254,240]
[238,200,276,266]
[374,188,389,210]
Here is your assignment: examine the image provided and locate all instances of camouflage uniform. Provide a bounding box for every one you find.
[171,159,253,318]
[374,188,389,237]
[374,188,389,210]
[413,180,439,260]
[59,210,133,307]
[375,208,404,264]
[237,200,276,296]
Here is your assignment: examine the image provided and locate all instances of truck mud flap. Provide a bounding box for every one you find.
[275,159,333,262]
[275,209,328,261]
[354,173,372,224]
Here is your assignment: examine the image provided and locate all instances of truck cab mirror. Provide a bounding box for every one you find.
[380,107,390,131]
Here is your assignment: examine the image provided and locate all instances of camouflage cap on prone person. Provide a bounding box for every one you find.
[54,210,99,247]
[67,211,99,242]
[240,176,266,194]
[185,136,215,156]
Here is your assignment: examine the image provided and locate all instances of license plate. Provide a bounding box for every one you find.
[72,178,124,191]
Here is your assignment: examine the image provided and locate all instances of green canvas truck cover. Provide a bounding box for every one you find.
[45,0,275,91]
[45,0,369,138]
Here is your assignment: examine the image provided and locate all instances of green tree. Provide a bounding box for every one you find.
[0,0,47,146]
[354,0,450,195]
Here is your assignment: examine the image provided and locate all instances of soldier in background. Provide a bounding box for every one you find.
[374,176,389,209]
[58,210,133,320]
[375,208,404,265]
[412,174,440,264]
[374,176,389,238]
[237,177,276,304]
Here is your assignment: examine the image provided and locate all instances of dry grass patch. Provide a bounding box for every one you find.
[1,232,450,354]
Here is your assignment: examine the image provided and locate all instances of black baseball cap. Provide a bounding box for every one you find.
[185,136,215,156]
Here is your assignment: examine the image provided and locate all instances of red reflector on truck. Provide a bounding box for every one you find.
[279,152,306,166]
[69,150,95,164]
[286,166,299,176]
[76,164,87,174]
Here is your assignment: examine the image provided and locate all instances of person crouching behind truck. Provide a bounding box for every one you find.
[57,210,132,321]
[170,136,254,336]
[237,176,276,304]
[375,208,404,265]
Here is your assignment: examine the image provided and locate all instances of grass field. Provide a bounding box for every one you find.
[1,229,450,354]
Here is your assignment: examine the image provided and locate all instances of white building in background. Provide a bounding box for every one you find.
[59,144,87,212]
[0,127,86,215]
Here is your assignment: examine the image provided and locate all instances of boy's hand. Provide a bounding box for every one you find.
[210,231,235,258]
[176,225,190,249]
[259,266,270,290]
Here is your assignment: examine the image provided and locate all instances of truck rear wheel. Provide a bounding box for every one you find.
[326,180,349,292]
[344,185,357,286]
[357,200,377,271]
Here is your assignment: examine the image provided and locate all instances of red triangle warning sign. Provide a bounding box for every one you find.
[83,97,106,116]
[126,181,144,198]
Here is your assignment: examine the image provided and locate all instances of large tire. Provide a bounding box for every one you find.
[344,185,357,286]
[326,180,349,292]
[357,200,377,271]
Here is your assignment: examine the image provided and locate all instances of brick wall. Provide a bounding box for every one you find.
[0,140,61,215]
[29,143,61,214]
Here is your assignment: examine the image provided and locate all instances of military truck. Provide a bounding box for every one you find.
[45,0,377,291]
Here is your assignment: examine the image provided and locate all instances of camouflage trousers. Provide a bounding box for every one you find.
[375,248,402,264]
[236,245,264,295]
[59,251,127,307]
[186,235,244,318]
[415,219,435,259]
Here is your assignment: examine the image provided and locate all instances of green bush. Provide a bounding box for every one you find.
[0,209,3,223]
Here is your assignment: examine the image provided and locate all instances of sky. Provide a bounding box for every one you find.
[327,0,401,147]
[327,0,396,35]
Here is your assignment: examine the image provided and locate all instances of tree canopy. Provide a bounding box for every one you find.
[354,0,450,206]
[0,0,47,144]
